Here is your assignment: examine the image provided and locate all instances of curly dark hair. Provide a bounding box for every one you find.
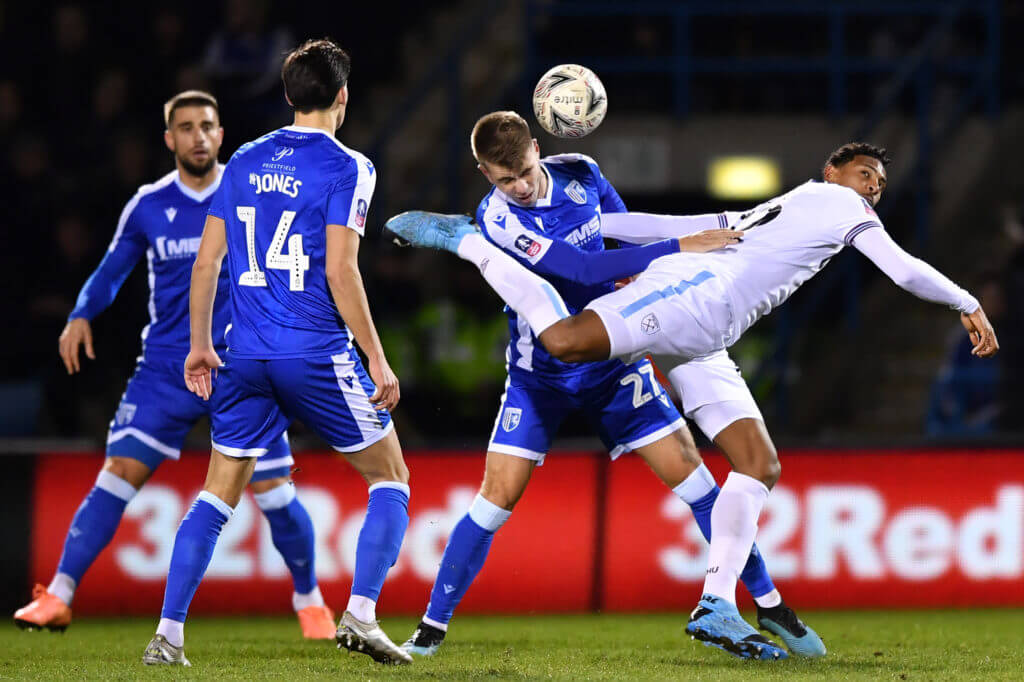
[823,142,892,175]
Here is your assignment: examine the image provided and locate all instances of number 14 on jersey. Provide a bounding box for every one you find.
[236,206,310,292]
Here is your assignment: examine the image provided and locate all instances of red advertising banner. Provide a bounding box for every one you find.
[604,451,1024,610]
[31,449,1024,615]
[31,452,599,616]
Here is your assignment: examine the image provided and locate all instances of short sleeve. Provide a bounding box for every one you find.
[326,157,376,236]
[207,169,228,219]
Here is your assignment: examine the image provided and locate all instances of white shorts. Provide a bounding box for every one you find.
[652,350,764,440]
[586,254,733,364]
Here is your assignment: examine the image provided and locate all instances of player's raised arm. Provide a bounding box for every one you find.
[325,225,399,411]
[600,211,740,245]
[851,226,998,357]
[59,198,148,374]
[476,210,739,286]
[184,214,227,399]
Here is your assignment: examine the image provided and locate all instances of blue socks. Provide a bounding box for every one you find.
[687,486,776,600]
[350,483,410,601]
[254,484,317,595]
[424,494,511,628]
[160,491,233,622]
[53,471,137,602]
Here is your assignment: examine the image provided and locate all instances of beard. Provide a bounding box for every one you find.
[179,154,216,178]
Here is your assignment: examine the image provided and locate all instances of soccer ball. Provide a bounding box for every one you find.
[532,64,607,138]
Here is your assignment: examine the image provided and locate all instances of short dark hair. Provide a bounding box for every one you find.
[824,142,892,173]
[164,90,218,127]
[471,111,533,168]
[281,38,351,113]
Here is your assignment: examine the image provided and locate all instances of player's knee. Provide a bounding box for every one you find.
[102,456,151,488]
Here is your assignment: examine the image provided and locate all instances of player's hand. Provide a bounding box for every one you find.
[367,353,400,412]
[184,347,222,400]
[678,229,743,253]
[58,317,95,374]
[961,307,999,358]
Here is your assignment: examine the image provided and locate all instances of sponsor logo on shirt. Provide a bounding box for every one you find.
[355,198,367,228]
[272,146,294,162]
[566,215,601,247]
[515,234,542,257]
[249,172,302,198]
[155,235,201,260]
[564,179,587,204]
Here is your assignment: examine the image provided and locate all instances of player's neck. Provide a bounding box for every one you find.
[176,161,220,193]
[291,109,342,137]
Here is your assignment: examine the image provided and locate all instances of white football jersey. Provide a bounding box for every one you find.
[695,180,882,339]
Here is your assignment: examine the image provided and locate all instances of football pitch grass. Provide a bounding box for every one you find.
[3,610,1023,680]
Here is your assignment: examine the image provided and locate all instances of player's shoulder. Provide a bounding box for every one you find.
[792,180,866,209]
[542,152,601,178]
[126,170,179,215]
[477,186,513,225]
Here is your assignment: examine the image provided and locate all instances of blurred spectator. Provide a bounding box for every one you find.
[926,272,1004,436]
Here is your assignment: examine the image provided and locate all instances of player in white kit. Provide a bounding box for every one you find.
[386,143,999,658]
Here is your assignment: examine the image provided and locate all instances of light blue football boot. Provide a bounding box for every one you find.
[757,601,827,658]
[384,211,477,253]
[686,594,788,661]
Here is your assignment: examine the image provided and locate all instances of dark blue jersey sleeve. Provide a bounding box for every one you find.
[587,160,627,215]
[478,207,677,286]
[69,196,148,320]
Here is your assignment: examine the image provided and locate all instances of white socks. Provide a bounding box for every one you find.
[468,494,513,532]
[157,618,185,647]
[672,463,717,504]
[346,595,376,623]
[48,572,76,606]
[702,471,769,604]
[292,585,326,612]
[754,588,782,609]
[457,234,568,335]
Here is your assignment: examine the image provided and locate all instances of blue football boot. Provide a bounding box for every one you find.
[686,594,788,661]
[757,601,826,658]
[384,211,477,253]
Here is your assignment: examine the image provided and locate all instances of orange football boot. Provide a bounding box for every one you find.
[297,605,336,639]
[14,584,72,632]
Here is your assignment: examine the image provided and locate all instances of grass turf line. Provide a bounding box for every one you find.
[2,610,1023,681]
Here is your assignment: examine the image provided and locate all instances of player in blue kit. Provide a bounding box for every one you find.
[15,91,337,641]
[391,112,823,661]
[142,40,412,667]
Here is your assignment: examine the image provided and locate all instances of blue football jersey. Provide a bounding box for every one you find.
[476,153,627,377]
[71,167,231,356]
[208,125,376,359]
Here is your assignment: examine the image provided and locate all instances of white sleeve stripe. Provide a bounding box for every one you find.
[107,171,176,252]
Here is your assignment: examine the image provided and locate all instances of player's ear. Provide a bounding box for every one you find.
[336,84,348,107]
[823,164,836,182]
[477,162,492,184]
[163,129,175,153]
[532,138,540,154]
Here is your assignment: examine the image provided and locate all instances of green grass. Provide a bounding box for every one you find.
[2,611,1023,680]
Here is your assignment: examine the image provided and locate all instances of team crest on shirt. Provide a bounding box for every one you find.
[564,179,587,204]
[115,402,137,425]
[355,199,367,228]
[514,235,542,257]
[641,313,660,335]
[501,407,522,432]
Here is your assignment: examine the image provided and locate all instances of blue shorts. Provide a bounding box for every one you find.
[488,358,684,464]
[106,354,293,481]
[210,348,393,456]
